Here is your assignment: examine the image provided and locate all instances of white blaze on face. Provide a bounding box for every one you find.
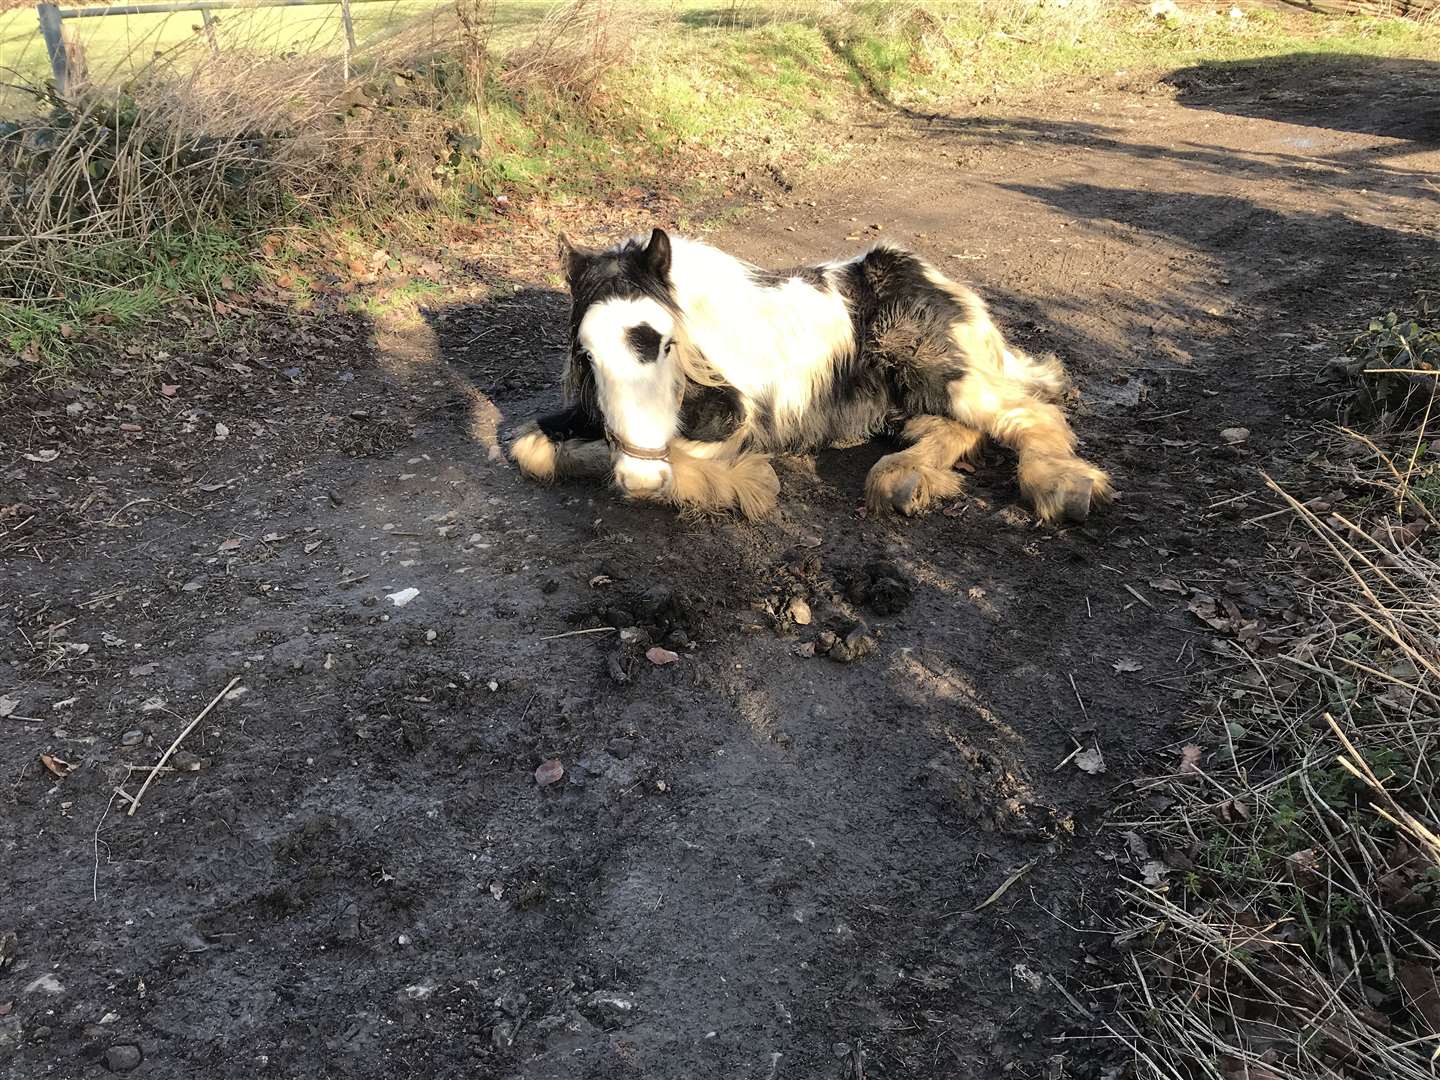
[577,296,680,498]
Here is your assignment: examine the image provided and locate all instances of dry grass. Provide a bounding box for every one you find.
[1109,387,1440,1078]
[501,0,652,106]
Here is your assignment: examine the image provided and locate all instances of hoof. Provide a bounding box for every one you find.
[1060,477,1093,523]
[866,460,964,518]
[891,474,923,516]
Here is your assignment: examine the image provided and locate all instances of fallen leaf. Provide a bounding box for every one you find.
[220,275,235,291]
[40,753,74,778]
[646,647,680,666]
[1122,830,1151,864]
[1140,860,1169,886]
[588,574,613,588]
[1074,747,1106,774]
[160,384,179,398]
[0,1001,11,1016]
[262,532,285,543]
[1179,744,1203,773]
[304,541,323,554]
[535,759,564,786]
[58,323,74,339]
[1214,798,1252,823]
[1220,427,1250,445]
[0,695,17,717]
[1112,658,1143,674]
[23,449,60,463]
[218,538,242,553]
[1148,576,1188,595]
[129,662,157,677]
[1187,592,1231,631]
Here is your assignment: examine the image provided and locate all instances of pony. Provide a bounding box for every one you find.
[508,228,1112,523]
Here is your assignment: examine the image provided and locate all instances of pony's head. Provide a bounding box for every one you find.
[560,228,685,500]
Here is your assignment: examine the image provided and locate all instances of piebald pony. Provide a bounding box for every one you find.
[510,228,1111,523]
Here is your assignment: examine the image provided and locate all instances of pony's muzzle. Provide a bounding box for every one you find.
[613,456,673,500]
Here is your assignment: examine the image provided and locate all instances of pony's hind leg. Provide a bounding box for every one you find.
[865,416,983,517]
[949,372,1112,523]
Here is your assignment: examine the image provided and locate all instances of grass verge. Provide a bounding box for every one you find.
[1109,305,1440,1080]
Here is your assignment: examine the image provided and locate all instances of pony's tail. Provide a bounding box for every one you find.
[1002,348,1069,403]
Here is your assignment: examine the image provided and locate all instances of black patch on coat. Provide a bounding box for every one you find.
[828,246,972,420]
[536,401,604,442]
[747,264,828,290]
[678,382,745,442]
[625,323,664,365]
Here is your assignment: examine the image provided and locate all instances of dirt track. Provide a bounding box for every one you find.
[3,54,1438,1080]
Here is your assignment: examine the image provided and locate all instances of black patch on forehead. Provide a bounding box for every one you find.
[625,323,664,365]
[567,235,679,348]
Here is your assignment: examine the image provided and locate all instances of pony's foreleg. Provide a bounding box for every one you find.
[667,438,779,520]
[949,372,1112,524]
[865,416,983,516]
[509,413,611,484]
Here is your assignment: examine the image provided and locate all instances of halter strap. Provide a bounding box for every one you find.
[606,428,670,462]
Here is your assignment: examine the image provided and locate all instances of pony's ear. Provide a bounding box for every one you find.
[642,227,671,280]
[557,233,586,287]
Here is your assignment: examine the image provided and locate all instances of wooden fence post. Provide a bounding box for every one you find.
[201,7,219,56]
[36,3,70,96]
[339,0,356,51]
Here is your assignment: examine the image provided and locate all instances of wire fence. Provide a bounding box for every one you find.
[1,0,457,110]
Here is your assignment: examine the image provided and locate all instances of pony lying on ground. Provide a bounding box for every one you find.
[509,228,1112,523]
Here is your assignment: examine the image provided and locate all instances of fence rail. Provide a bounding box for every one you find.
[36,0,374,95]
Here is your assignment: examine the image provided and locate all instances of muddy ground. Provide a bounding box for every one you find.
[2,53,1437,1080]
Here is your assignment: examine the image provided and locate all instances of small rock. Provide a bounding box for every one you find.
[24,974,63,995]
[386,587,420,607]
[645,646,679,666]
[104,1044,143,1073]
[607,738,633,759]
[587,991,635,1014]
[535,759,564,787]
[491,1019,516,1049]
[1220,427,1250,445]
[0,931,16,970]
[334,900,360,942]
[400,983,435,1001]
[827,624,876,664]
[541,578,560,595]
[793,641,817,659]
[786,597,812,626]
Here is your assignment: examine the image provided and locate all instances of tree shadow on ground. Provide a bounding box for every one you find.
[833,49,1439,202]
[1164,53,1440,146]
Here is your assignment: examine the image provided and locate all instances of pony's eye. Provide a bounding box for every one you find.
[662,340,674,356]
